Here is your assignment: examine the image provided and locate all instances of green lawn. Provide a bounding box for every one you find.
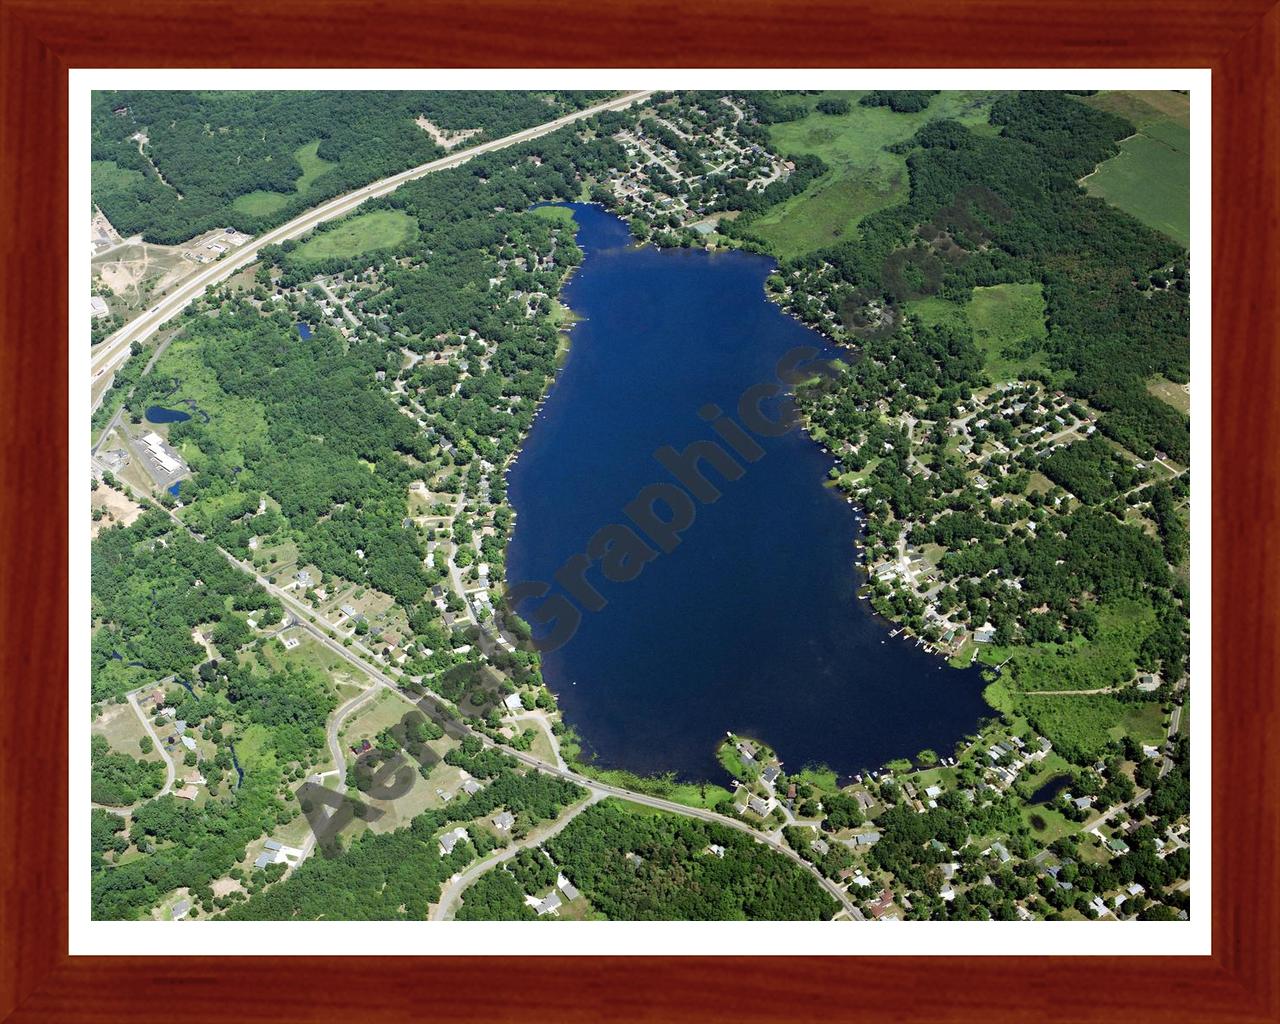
[92,160,147,195]
[232,140,338,218]
[1022,803,1077,846]
[530,204,577,227]
[1082,119,1190,246]
[751,90,1002,259]
[966,282,1049,381]
[295,210,418,260]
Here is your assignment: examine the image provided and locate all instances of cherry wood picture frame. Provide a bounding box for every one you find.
[2,1,1276,1020]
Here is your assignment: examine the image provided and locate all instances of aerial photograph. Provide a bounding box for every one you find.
[88,87,1191,923]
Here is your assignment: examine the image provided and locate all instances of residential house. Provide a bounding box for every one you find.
[438,826,469,856]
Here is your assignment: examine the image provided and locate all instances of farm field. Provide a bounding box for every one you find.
[1078,91,1191,246]
[294,210,418,260]
[751,90,1001,258]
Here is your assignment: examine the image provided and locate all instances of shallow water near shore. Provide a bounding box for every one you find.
[506,203,991,782]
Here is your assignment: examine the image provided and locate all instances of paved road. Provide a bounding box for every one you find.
[296,684,380,864]
[430,791,606,921]
[1160,703,1184,779]
[90,90,654,406]
[1082,787,1152,834]
[148,494,857,917]
[126,687,176,796]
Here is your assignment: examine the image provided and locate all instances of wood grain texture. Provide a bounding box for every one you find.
[0,0,1276,1020]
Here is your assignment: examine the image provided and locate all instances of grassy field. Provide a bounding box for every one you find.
[1003,599,1157,693]
[1146,374,1191,415]
[530,204,577,227]
[232,140,339,218]
[231,191,290,217]
[1018,693,1145,763]
[92,160,147,195]
[235,723,276,774]
[907,283,1049,381]
[255,632,370,693]
[576,766,733,810]
[1077,91,1190,247]
[93,702,162,761]
[295,210,418,260]
[751,90,1002,259]
[1111,702,1167,747]
[966,282,1049,380]
[1079,90,1191,133]
[905,296,968,332]
[293,139,337,193]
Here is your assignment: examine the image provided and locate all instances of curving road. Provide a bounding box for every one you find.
[430,791,606,921]
[295,684,381,865]
[90,90,654,406]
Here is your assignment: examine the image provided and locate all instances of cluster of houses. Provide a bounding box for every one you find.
[982,733,1053,790]
[603,98,792,244]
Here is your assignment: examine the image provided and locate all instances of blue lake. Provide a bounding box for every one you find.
[506,204,992,783]
[145,406,191,424]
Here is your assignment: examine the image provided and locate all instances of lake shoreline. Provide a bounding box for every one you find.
[504,202,992,787]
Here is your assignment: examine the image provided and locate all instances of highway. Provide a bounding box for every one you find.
[90,89,654,405]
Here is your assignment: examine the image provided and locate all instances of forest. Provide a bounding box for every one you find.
[91,509,281,700]
[90,734,165,806]
[859,90,940,113]
[541,801,837,920]
[758,91,1189,461]
[91,90,611,242]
